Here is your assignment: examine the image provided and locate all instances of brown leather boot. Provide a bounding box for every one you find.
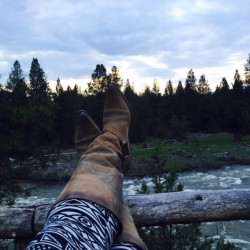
[71,87,146,249]
[103,83,131,173]
[116,202,147,250]
[56,83,131,222]
[74,110,101,158]
[103,83,146,248]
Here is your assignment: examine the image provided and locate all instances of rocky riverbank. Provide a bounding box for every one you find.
[24,151,147,183]
[20,133,250,183]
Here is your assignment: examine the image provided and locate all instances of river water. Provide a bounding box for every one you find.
[16,165,250,249]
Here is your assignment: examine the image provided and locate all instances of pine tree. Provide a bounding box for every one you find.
[29,58,51,100]
[143,85,151,96]
[152,79,160,95]
[176,80,184,95]
[232,69,243,96]
[4,61,31,166]
[164,80,174,97]
[174,81,186,120]
[86,64,108,95]
[231,70,245,138]
[6,60,25,90]
[55,77,63,96]
[162,80,174,134]
[214,78,232,132]
[244,53,250,86]
[124,79,135,95]
[54,84,81,146]
[219,77,229,91]
[108,66,123,88]
[27,58,55,147]
[197,74,210,94]
[185,69,196,91]
[0,74,25,204]
[6,60,27,105]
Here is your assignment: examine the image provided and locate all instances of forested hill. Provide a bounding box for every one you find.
[1,56,250,159]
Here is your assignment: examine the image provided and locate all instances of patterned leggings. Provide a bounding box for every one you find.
[26,199,141,250]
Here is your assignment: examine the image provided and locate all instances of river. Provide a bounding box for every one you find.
[15,165,250,249]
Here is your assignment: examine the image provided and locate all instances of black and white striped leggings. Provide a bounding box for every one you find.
[26,199,141,250]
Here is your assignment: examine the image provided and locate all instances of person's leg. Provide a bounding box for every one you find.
[75,110,147,250]
[27,111,115,250]
[74,97,147,250]
[75,109,147,250]
[26,83,131,249]
[75,100,147,250]
[27,199,120,250]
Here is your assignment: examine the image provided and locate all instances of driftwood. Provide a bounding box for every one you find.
[1,189,250,239]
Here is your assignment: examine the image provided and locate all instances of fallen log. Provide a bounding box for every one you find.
[1,189,250,239]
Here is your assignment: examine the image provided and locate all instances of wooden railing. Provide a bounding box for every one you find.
[1,188,250,240]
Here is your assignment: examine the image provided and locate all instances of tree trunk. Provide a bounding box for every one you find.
[1,189,250,239]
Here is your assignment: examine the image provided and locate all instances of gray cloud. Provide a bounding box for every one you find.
[0,0,249,91]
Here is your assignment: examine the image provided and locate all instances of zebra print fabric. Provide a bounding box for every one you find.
[26,198,120,250]
[112,243,141,249]
[26,199,141,250]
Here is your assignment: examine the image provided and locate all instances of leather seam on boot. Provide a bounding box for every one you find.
[102,128,130,171]
[103,128,127,145]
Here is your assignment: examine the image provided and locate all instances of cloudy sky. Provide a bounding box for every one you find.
[0,0,250,93]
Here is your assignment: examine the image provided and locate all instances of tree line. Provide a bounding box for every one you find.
[1,55,250,153]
